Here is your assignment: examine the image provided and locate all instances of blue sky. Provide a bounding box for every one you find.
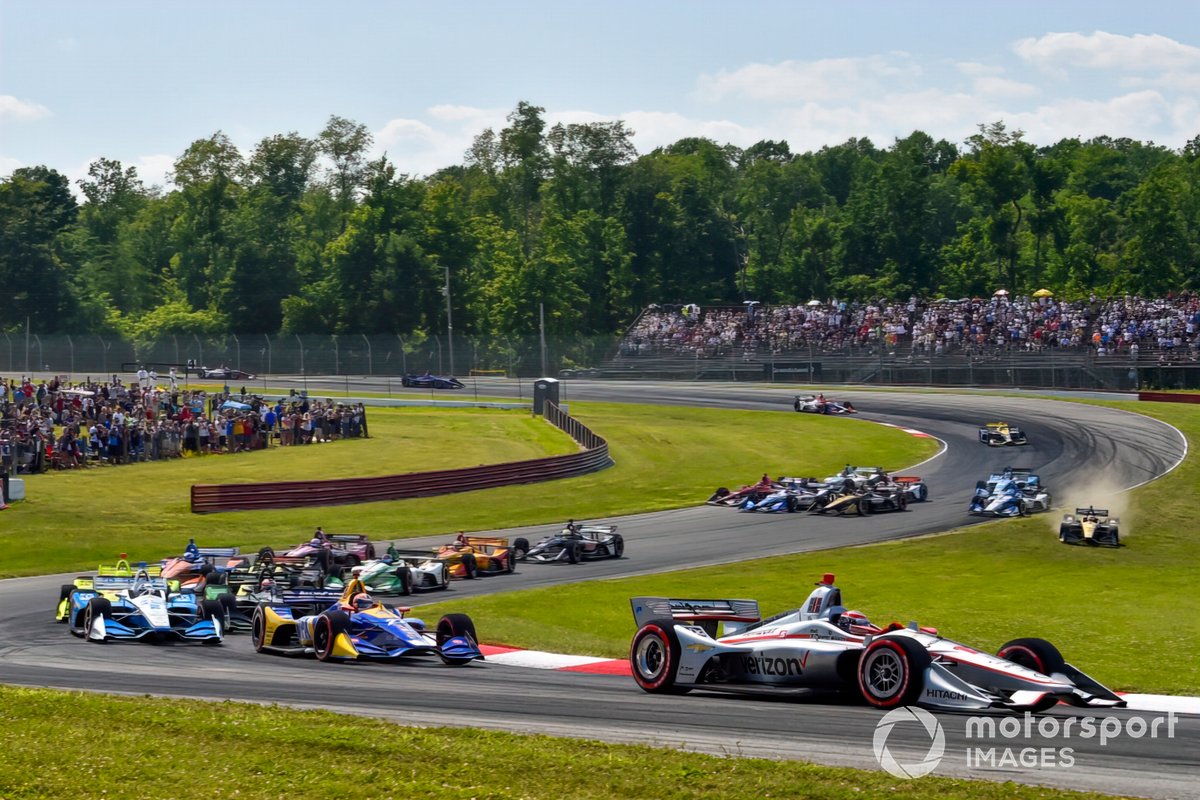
[2,1,1198,189]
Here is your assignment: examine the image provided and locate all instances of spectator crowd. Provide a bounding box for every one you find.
[0,375,369,476]
[619,294,1200,362]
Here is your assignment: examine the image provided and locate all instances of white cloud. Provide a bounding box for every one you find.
[989,91,1174,143]
[621,110,763,151]
[695,53,921,103]
[1013,31,1200,71]
[0,154,23,176]
[134,154,175,189]
[0,95,50,121]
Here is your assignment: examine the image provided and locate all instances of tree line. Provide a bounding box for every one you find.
[2,102,1198,342]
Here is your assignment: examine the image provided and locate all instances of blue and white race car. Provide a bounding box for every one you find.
[969,467,1052,517]
[65,572,225,644]
[737,478,838,513]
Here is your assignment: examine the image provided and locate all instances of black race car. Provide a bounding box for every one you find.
[517,523,624,563]
[401,373,465,390]
[1059,507,1121,547]
[812,486,908,516]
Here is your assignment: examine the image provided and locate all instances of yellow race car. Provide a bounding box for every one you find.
[979,422,1028,446]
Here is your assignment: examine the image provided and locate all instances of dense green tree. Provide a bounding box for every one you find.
[0,167,79,331]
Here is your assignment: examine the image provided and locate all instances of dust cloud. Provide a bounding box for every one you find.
[1049,474,1131,537]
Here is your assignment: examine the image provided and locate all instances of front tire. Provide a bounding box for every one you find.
[251,606,268,652]
[460,553,478,579]
[83,597,112,643]
[393,565,413,595]
[630,620,690,694]
[313,611,350,662]
[997,638,1065,675]
[858,636,931,708]
[436,613,478,662]
[566,541,581,564]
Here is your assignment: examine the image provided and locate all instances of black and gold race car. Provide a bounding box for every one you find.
[1059,507,1120,547]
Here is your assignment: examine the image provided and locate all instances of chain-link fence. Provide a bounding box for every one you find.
[4,331,1197,390]
[0,333,621,380]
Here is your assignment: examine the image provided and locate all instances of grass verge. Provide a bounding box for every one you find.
[0,403,935,578]
[421,401,1199,696]
[0,686,1116,800]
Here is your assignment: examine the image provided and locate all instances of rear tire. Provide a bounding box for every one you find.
[630,620,690,694]
[512,537,529,560]
[858,636,930,708]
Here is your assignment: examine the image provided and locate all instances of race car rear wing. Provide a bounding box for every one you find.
[92,575,170,592]
[458,536,510,549]
[631,597,761,630]
[892,476,922,484]
[278,588,342,607]
[195,547,240,557]
[328,534,371,544]
[1072,507,1110,517]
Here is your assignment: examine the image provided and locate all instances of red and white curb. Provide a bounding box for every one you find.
[479,645,1200,713]
[874,421,933,438]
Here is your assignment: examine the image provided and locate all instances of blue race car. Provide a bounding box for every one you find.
[251,583,482,664]
[66,572,225,644]
[401,372,465,390]
[969,467,1052,517]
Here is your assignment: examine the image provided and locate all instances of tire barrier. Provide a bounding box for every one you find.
[1138,391,1200,404]
[190,402,612,513]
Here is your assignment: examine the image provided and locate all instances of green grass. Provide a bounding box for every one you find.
[1,403,934,578]
[0,686,1120,800]
[421,401,1200,696]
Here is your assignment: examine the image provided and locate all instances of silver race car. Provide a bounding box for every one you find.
[629,574,1122,712]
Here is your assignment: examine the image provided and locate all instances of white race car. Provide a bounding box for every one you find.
[65,572,225,644]
[794,395,857,414]
[629,574,1123,712]
[969,468,1052,517]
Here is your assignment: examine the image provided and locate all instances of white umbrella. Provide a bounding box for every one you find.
[993,289,1009,296]
[806,299,823,307]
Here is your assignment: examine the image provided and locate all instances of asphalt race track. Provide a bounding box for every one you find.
[2,382,1196,797]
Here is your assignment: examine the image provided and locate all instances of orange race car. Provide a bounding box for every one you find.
[433,534,526,579]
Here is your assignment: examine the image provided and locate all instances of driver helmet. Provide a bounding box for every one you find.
[837,610,872,632]
[309,537,324,548]
[351,565,365,577]
[259,578,275,591]
[352,592,373,610]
